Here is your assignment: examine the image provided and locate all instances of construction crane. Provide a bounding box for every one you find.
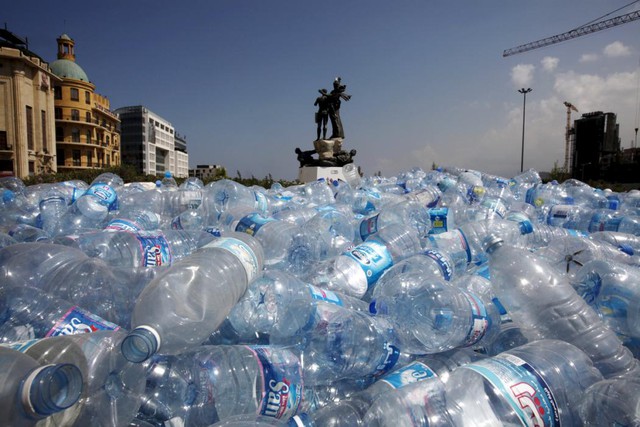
[503,9,640,57]
[563,102,579,174]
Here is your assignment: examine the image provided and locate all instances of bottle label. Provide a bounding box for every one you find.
[547,205,571,226]
[1,339,40,352]
[461,291,490,347]
[380,361,437,389]
[359,214,380,240]
[423,249,453,281]
[463,353,559,427]
[235,213,276,236]
[204,226,222,237]
[70,187,85,204]
[307,285,343,306]
[506,212,530,224]
[428,207,449,234]
[466,186,485,203]
[136,232,172,267]
[588,213,623,232]
[427,229,471,264]
[46,306,120,337]
[374,342,401,377]
[343,240,394,286]
[205,237,259,283]
[85,183,118,211]
[106,218,141,232]
[249,346,303,419]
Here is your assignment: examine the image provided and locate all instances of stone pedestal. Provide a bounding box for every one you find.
[298,165,348,184]
[313,138,343,159]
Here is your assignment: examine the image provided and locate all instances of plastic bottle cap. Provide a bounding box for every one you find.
[164,171,172,178]
[2,190,15,203]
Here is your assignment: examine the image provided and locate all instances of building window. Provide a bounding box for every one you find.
[28,161,35,176]
[71,109,80,121]
[70,88,79,101]
[26,106,34,150]
[41,110,47,150]
[85,91,90,104]
[86,130,92,144]
[72,150,81,166]
[86,112,92,123]
[57,148,64,166]
[106,135,110,144]
[86,151,92,167]
[55,108,62,120]
[71,128,80,142]
[0,131,7,150]
[56,127,63,141]
[54,86,62,100]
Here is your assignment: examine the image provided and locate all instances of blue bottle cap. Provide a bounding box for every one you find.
[618,244,634,256]
[2,190,15,203]
[164,171,172,178]
[519,220,534,234]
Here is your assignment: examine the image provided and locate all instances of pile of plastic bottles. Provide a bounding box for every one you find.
[0,167,639,427]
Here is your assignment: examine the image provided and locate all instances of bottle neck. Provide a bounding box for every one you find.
[21,364,83,418]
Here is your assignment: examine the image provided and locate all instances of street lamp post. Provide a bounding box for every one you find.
[518,88,532,173]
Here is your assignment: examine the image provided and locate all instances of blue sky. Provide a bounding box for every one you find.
[4,1,640,181]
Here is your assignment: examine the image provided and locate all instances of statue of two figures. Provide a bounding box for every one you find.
[296,77,356,168]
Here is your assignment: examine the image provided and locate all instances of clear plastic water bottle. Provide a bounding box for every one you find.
[292,349,485,427]
[160,171,178,190]
[0,345,83,427]
[37,187,68,235]
[372,275,500,354]
[0,285,121,343]
[105,209,162,232]
[271,301,403,386]
[571,259,640,357]
[5,330,145,427]
[306,222,422,298]
[7,224,51,243]
[209,269,370,345]
[74,172,124,220]
[484,235,640,378]
[357,199,431,241]
[341,163,362,189]
[578,376,640,426]
[520,223,588,250]
[589,230,640,255]
[64,229,206,267]
[203,179,269,223]
[136,345,303,426]
[121,233,264,362]
[0,189,39,226]
[445,339,604,426]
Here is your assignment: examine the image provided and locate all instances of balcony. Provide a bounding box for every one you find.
[55,115,118,132]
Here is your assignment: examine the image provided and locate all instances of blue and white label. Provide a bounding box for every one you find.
[46,306,120,337]
[343,240,394,286]
[428,229,471,264]
[462,291,490,347]
[307,285,343,306]
[547,205,572,226]
[235,213,276,236]
[136,232,172,267]
[250,346,303,419]
[106,218,140,232]
[463,354,559,427]
[423,249,453,281]
[428,208,449,234]
[359,214,380,240]
[204,237,259,283]
[380,361,437,389]
[85,183,118,211]
[374,342,401,377]
[481,197,507,218]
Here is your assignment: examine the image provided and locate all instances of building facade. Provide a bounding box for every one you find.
[115,105,188,178]
[51,34,120,172]
[189,164,225,181]
[572,111,620,181]
[0,28,60,178]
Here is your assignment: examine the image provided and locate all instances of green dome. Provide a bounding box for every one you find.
[51,59,89,82]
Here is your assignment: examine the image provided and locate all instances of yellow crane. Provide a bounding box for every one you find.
[563,102,579,174]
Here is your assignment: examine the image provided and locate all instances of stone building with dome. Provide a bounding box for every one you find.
[0,27,61,178]
[51,34,120,172]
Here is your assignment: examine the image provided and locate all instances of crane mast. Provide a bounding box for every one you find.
[563,102,579,174]
[503,10,640,57]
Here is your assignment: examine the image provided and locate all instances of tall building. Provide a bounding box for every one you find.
[572,111,620,181]
[0,28,60,178]
[115,105,188,177]
[50,34,120,172]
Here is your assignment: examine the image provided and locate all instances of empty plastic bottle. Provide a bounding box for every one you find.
[306,222,422,298]
[105,209,162,232]
[571,259,640,357]
[578,376,640,426]
[160,171,178,189]
[0,285,120,343]
[74,172,124,220]
[589,230,640,255]
[37,187,69,235]
[445,339,604,427]
[0,346,83,427]
[484,235,640,378]
[135,345,303,426]
[122,233,264,362]
[203,179,269,223]
[6,330,146,427]
[357,199,431,241]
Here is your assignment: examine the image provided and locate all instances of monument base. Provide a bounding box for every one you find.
[298,165,351,184]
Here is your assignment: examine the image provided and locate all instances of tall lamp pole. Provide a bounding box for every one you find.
[518,88,532,173]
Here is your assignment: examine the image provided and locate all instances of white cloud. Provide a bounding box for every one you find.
[511,64,535,87]
[580,53,598,63]
[541,56,559,72]
[604,41,631,57]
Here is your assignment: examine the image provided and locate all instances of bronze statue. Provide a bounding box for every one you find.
[327,77,351,139]
[314,89,330,140]
[295,147,356,168]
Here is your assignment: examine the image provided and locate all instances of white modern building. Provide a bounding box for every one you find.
[189,164,225,181]
[114,105,188,177]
